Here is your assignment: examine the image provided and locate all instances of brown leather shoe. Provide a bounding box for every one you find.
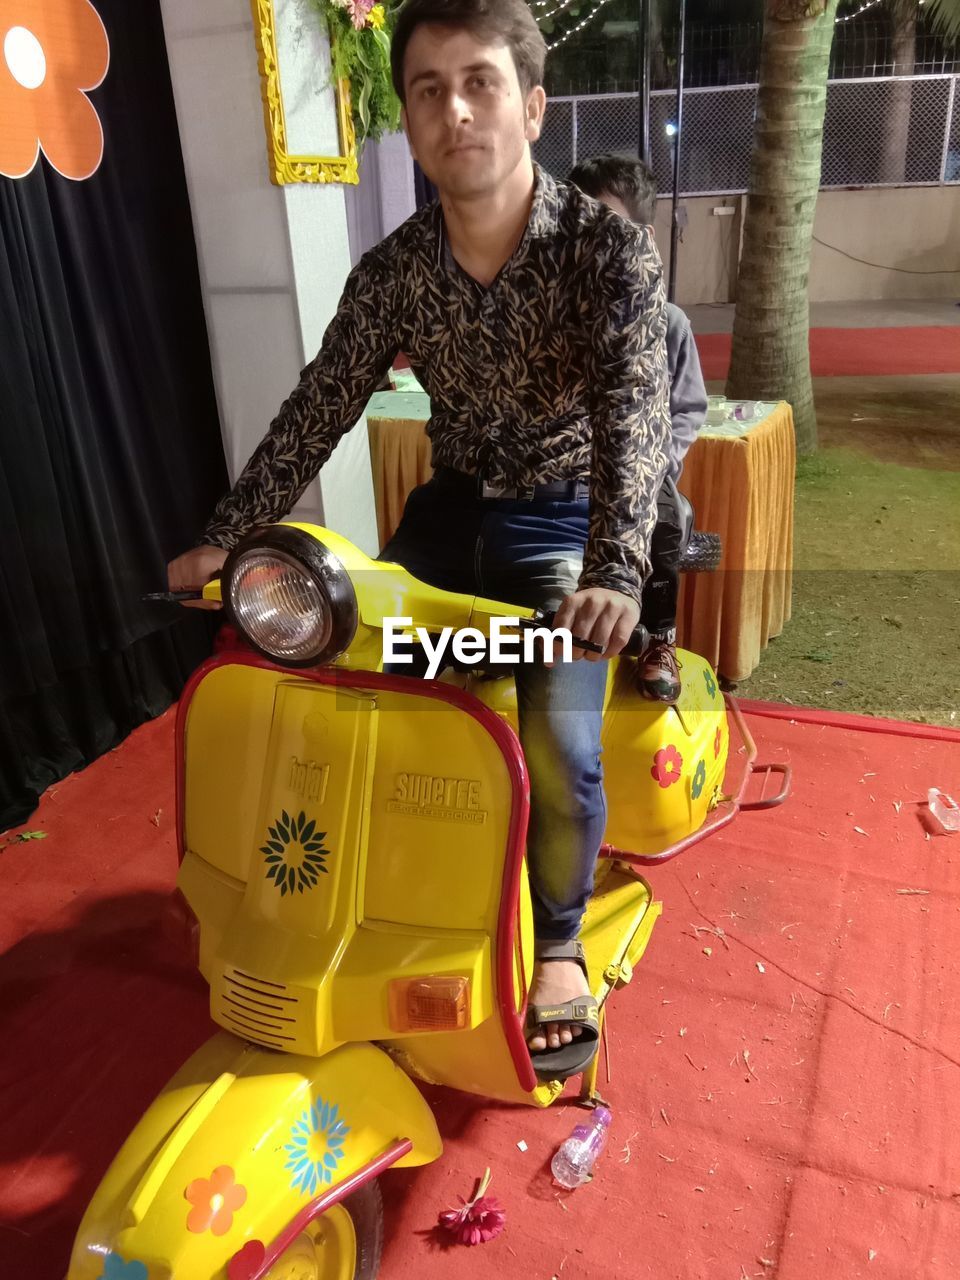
[639,638,681,703]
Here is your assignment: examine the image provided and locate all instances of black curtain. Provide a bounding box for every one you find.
[0,1,228,829]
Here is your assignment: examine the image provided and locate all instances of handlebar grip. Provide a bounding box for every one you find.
[528,611,650,660]
[619,623,651,660]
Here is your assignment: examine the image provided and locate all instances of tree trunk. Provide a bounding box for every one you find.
[878,14,917,184]
[726,0,839,455]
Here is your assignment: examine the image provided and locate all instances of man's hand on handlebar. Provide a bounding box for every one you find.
[167,544,228,609]
[553,588,641,662]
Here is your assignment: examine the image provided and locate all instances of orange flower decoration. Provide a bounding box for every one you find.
[1,0,109,180]
[185,1165,248,1237]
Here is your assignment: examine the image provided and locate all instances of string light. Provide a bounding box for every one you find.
[834,0,885,23]
[546,0,616,50]
[537,0,585,23]
[543,0,893,56]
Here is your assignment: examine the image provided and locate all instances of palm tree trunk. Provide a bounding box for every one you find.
[726,0,839,455]
[879,13,917,184]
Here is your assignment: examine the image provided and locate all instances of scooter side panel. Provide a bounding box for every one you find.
[362,689,517,933]
[601,651,728,855]
[66,1033,440,1280]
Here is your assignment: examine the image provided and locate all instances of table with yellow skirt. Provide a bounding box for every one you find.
[365,393,794,682]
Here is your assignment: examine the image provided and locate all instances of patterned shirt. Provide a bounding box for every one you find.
[204,166,671,602]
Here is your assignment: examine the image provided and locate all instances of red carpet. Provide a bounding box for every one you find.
[2,704,960,1278]
[695,326,960,381]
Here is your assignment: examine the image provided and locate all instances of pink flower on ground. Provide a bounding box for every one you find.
[438,1195,506,1245]
[437,1169,506,1246]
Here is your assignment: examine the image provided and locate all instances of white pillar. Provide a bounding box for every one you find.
[158,0,379,554]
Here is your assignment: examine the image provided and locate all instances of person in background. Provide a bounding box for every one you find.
[570,153,707,703]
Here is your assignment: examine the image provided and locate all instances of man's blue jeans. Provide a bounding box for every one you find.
[378,470,608,942]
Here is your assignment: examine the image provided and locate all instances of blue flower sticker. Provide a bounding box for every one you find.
[99,1254,148,1280]
[691,759,707,800]
[703,668,718,700]
[284,1098,350,1196]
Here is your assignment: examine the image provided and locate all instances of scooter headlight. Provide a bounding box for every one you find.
[223,526,358,667]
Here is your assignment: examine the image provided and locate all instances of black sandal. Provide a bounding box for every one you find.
[525,939,601,1082]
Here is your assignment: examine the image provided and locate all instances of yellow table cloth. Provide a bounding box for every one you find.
[677,403,795,681]
[366,394,795,681]
[366,391,433,550]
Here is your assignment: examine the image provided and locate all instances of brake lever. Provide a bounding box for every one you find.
[142,572,221,604]
[141,590,205,602]
[517,612,604,656]
[523,609,649,658]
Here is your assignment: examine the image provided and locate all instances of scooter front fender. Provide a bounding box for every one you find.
[67,1032,441,1280]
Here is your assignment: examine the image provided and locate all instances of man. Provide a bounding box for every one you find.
[569,153,708,703]
[168,0,670,1080]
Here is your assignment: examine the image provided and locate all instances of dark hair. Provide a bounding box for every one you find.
[568,153,658,225]
[391,0,547,104]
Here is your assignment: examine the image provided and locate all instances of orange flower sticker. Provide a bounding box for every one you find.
[1,0,109,180]
[185,1165,248,1237]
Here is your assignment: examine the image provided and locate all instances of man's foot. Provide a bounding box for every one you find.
[526,957,592,1052]
[639,637,681,703]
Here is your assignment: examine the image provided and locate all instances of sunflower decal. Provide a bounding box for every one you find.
[284,1098,350,1195]
[260,809,329,896]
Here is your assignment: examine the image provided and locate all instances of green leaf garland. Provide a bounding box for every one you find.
[308,0,402,152]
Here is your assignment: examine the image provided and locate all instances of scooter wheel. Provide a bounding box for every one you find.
[263,1179,384,1280]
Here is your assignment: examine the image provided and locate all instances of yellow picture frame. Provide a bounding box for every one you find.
[250,0,359,185]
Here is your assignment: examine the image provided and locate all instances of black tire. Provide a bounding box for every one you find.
[345,1178,384,1280]
[679,530,722,573]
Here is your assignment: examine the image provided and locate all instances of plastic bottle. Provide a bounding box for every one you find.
[927,789,959,834]
[550,1106,612,1188]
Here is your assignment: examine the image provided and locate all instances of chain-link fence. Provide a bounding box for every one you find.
[543,17,960,98]
[535,74,960,195]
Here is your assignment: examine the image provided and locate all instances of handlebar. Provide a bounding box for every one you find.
[525,609,650,660]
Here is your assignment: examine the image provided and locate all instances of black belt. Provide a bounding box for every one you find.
[434,466,589,502]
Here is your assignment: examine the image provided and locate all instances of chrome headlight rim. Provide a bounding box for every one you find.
[222,525,358,668]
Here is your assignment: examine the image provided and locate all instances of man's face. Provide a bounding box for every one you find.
[401,24,545,200]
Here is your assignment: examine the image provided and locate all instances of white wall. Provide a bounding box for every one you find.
[158,0,379,554]
[345,131,417,263]
[809,186,960,302]
[660,186,960,308]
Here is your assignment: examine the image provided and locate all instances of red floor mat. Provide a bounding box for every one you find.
[695,326,960,381]
[2,705,959,1279]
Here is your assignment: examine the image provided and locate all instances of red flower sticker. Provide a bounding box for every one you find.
[714,726,722,758]
[185,1165,247,1236]
[228,1240,266,1280]
[651,744,683,788]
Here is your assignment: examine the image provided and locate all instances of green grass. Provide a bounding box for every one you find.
[733,447,960,726]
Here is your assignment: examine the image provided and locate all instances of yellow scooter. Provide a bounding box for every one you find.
[67,522,788,1280]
